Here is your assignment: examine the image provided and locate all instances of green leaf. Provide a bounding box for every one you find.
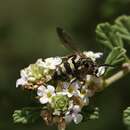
[96,15,130,50]
[12,107,41,124]
[123,107,130,128]
[81,106,99,122]
[114,15,130,43]
[105,47,126,65]
[96,23,124,49]
[104,47,126,75]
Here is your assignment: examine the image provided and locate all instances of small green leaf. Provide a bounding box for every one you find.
[12,107,41,124]
[105,47,126,65]
[96,15,130,50]
[105,47,126,75]
[123,107,130,128]
[96,23,124,49]
[81,106,99,122]
[114,15,130,43]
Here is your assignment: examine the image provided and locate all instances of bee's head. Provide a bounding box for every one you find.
[95,64,114,77]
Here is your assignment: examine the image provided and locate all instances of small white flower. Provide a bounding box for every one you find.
[20,69,28,79]
[73,113,83,124]
[37,85,55,104]
[66,103,81,115]
[42,57,62,70]
[73,105,81,113]
[16,69,28,88]
[62,82,70,89]
[83,51,103,61]
[36,58,45,67]
[63,81,81,98]
[16,78,27,88]
[64,105,83,124]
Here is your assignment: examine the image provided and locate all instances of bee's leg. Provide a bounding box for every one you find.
[70,77,85,86]
[70,77,77,84]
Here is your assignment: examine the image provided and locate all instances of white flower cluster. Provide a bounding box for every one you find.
[37,81,92,124]
[16,51,104,126]
[16,57,62,89]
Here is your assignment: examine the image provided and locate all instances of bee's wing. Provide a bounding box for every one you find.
[56,27,81,53]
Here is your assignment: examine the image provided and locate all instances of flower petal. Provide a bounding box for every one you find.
[20,70,28,78]
[47,85,55,93]
[52,57,62,65]
[73,114,83,124]
[36,58,45,67]
[67,92,73,98]
[71,81,80,89]
[44,57,62,70]
[63,82,69,89]
[39,97,48,104]
[16,78,27,88]
[37,85,46,96]
[73,105,81,113]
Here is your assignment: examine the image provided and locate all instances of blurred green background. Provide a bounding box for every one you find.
[0,0,130,130]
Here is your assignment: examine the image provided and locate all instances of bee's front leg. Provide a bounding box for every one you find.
[70,77,85,86]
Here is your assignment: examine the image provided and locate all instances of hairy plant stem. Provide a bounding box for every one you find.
[103,62,130,88]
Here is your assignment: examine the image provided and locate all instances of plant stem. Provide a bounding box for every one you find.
[103,63,130,88]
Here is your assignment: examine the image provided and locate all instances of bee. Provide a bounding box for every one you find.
[53,27,112,83]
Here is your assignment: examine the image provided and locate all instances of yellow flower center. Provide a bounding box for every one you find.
[47,92,52,97]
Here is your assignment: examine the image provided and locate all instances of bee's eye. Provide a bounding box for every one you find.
[95,66,106,77]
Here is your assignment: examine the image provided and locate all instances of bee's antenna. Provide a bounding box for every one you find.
[100,64,116,68]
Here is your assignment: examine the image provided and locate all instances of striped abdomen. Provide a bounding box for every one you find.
[53,54,96,81]
[53,54,80,80]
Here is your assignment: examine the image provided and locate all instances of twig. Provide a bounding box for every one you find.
[103,63,130,88]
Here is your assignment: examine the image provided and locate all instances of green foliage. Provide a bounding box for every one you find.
[123,107,130,129]
[114,15,130,43]
[12,107,41,124]
[96,15,130,49]
[105,47,126,74]
[96,15,130,75]
[105,47,126,65]
[82,106,99,121]
[96,22,123,49]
